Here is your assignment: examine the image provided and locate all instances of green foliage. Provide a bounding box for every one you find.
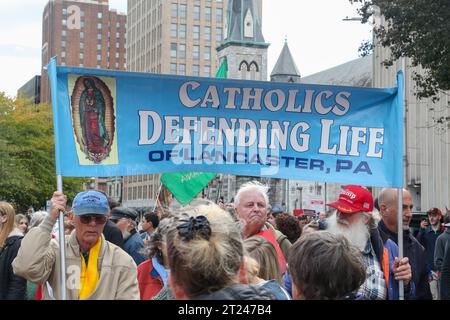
[0,93,85,213]
[350,0,450,101]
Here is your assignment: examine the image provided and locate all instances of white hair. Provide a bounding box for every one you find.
[234,181,269,208]
[327,212,370,252]
[29,211,48,229]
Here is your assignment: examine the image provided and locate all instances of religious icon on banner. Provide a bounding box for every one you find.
[70,76,116,164]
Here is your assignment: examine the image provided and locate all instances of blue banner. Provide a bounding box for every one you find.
[48,58,403,187]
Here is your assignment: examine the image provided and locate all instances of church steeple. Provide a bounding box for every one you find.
[217,0,269,81]
[223,0,267,46]
[270,40,301,83]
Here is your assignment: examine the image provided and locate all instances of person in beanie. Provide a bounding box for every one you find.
[13,190,139,300]
[326,185,413,300]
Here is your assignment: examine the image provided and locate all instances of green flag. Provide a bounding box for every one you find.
[159,59,226,205]
[160,172,217,206]
[215,57,227,79]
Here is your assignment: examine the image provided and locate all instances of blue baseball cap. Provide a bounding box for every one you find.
[72,190,109,216]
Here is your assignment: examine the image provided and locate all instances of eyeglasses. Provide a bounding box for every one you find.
[79,215,107,225]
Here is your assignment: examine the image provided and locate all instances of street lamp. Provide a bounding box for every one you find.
[296,184,303,209]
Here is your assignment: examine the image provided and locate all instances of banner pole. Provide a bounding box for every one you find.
[48,58,66,300]
[57,175,66,300]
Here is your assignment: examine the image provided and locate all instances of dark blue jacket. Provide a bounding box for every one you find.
[369,227,415,300]
[123,229,146,266]
[416,225,444,272]
[378,220,432,300]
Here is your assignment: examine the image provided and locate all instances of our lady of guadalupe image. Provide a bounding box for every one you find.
[71,76,115,164]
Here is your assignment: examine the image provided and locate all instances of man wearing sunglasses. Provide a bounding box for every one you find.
[13,190,139,300]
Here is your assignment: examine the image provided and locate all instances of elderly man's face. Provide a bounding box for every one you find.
[381,190,413,232]
[74,214,107,247]
[235,190,267,236]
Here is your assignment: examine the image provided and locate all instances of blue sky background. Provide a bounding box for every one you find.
[0,0,371,97]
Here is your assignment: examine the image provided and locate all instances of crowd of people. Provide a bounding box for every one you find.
[1,181,449,300]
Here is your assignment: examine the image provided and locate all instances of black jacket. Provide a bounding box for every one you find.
[0,235,27,300]
[378,220,432,300]
[440,242,450,300]
[103,219,124,249]
[416,225,444,272]
[196,284,276,300]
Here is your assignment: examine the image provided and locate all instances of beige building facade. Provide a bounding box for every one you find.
[122,0,228,208]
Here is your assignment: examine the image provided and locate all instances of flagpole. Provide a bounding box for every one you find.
[396,70,405,300]
[153,182,162,212]
[48,57,66,300]
[57,175,67,300]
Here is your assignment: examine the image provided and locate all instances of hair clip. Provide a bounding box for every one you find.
[177,215,211,241]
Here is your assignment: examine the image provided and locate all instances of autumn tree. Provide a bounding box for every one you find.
[0,93,85,213]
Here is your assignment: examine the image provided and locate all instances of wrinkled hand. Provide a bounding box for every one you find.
[50,191,67,221]
[393,257,412,286]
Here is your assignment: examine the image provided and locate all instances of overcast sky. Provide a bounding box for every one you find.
[0,0,371,97]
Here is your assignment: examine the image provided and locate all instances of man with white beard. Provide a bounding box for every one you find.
[326,185,413,300]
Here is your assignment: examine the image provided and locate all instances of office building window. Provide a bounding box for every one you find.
[97,34,102,40]
[97,44,101,50]
[80,21,85,28]
[79,53,84,59]
[98,12,102,19]
[194,6,200,20]
[171,23,177,38]
[204,65,211,77]
[204,26,211,41]
[205,7,211,21]
[170,43,177,58]
[179,4,187,19]
[61,51,66,58]
[62,30,67,37]
[97,23,102,29]
[179,24,186,39]
[115,52,119,58]
[61,40,66,47]
[216,27,223,42]
[192,64,200,76]
[171,3,177,18]
[179,64,186,75]
[170,63,177,74]
[97,54,101,61]
[193,25,200,40]
[216,8,223,22]
[179,44,186,59]
[80,31,84,39]
[193,45,199,59]
[80,42,84,49]
[116,42,120,48]
[204,46,211,60]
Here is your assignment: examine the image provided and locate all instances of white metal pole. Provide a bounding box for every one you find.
[57,175,66,300]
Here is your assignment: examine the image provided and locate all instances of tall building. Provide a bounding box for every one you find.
[41,0,127,103]
[127,0,227,76]
[17,75,41,105]
[123,0,228,209]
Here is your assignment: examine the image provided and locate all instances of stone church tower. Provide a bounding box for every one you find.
[217,0,269,81]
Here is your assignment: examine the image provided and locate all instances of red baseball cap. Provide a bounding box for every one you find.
[427,208,442,216]
[326,185,374,214]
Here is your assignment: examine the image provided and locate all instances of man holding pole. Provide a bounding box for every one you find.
[13,190,140,300]
[326,185,414,300]
[377,188,432,299]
